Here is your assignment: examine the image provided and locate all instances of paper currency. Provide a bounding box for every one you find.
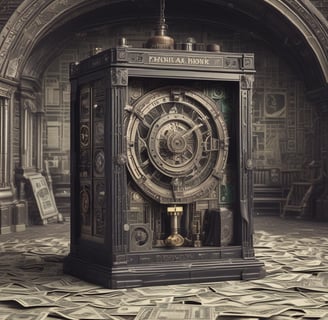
[0,218,327,319]
[135,305,216,320]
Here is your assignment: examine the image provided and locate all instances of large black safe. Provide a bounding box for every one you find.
[64,41,265,288]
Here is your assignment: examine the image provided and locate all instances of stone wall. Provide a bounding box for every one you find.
[311,0,328,18]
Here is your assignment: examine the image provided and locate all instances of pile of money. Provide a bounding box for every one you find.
[0,221,327,320]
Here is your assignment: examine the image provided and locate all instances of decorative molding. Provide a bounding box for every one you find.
[23,98,37,113]
[115,48,129,62]
[111,68,128,86]
[0,83,16,98]
[0,87,11,98]
[240,74,254,90]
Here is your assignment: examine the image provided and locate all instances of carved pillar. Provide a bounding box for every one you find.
[240,73,255,258]
[0,83,17,233]
[0,97,10,189]
[16,77,45,226]
[21,96,37,169]
[108,67,128,255]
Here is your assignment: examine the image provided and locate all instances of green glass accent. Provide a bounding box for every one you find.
[220,183,234,204]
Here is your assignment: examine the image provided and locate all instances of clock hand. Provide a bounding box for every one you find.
[181,123,203,138]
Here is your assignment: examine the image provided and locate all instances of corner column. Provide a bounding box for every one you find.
[0,83,26,233]
[107,66,129,258]
[240,73,255,258]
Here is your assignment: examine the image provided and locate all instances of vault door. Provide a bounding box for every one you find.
[126,86,229,204]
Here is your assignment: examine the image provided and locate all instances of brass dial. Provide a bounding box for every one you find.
[125,86,229,204]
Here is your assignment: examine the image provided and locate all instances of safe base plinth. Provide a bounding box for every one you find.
[64,255,265,289]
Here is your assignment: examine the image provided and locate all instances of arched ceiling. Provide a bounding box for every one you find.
[0,0,328,92]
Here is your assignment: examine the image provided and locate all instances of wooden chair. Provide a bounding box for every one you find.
[281,161,321,218]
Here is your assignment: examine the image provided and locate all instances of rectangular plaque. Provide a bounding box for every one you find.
[147,53,224,67]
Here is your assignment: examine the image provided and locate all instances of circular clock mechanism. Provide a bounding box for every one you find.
[126,86,229,204]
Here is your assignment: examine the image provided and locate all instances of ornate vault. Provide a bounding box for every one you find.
[64,31,265,286]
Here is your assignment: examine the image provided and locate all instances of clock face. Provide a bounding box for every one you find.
[129,224,152,252]
[125,86,229,204]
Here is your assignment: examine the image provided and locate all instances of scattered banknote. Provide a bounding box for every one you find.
[134,305,215,320]
[0,218,327,319]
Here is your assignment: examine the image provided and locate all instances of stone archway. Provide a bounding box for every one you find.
[0,0,327,86]
[0,0,328,230]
